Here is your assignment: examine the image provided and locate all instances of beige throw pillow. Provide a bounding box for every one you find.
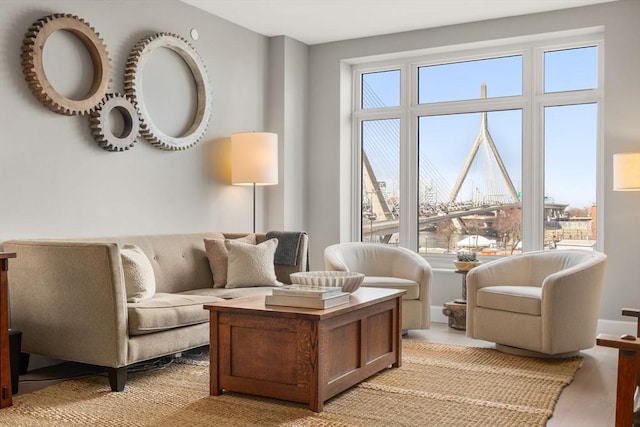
[204,234,256,288]
[121,244,156,303]
[225,238,281,288]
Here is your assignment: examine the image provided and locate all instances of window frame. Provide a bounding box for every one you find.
[351,32,604,267]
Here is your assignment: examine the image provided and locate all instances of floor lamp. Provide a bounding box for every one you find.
[231,132,278,233]
[601,151,640,427]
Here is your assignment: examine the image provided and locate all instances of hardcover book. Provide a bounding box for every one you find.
[272,285,343,298]
[265,292,350,309]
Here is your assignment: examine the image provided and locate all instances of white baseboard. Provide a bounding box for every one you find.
[431,305,449,324]
[597,318,636,336]
[431,305,637,337]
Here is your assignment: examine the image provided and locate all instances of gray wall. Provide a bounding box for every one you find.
[0,0,295,240]
[306,0,640,326]
[266,36,309,232]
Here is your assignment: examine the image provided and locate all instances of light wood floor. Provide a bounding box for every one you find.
[15,322,618,426]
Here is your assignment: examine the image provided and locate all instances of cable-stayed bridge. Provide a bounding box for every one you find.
[362,83,520,240]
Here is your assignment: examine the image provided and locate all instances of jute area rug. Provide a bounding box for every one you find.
[1,341,582,427]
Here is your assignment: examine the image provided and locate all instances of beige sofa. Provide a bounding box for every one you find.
[3,232,308,391]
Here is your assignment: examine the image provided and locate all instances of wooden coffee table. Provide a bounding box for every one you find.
[204,287,404,412]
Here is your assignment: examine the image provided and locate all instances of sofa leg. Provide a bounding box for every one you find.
[19,352,30,375]
[108,367,127,392]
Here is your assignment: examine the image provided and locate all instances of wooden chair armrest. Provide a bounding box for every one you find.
[622,308,640,336]
[596,334,640,351]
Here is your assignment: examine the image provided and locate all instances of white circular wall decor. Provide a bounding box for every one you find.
[124,32,212,151]
[89,93,140,152]
[21,13,111,116]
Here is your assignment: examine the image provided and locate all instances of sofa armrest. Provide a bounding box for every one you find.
[3,240,129,368]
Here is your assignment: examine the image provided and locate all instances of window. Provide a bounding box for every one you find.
[361,118,399,242]
[353,34,602,260]
[362,70,400,108]
[418,55,522,103]
[418,109,522,254]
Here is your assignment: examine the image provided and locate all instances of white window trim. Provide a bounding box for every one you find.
[350,30,604,265]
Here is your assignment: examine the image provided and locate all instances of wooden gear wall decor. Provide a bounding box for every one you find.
[124,32,212,151]
[21,13,111,116]
[89,93,140,151]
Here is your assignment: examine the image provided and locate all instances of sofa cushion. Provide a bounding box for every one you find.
[225,238,281,288]
[127,292,224,335]
[362,276,420,300]
[204,234,256,288]
[181,286,277,299]
[121,244,156,303]
[476,286,542,316]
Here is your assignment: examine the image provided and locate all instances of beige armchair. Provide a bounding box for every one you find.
[466,250,607,357]
[324,243,431,331]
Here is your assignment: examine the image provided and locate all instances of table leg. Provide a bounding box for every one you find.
[209,311,221,396]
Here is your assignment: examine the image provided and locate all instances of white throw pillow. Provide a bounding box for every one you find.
[204,234,256,288]
[121,244,156,303]
[225,238,281,288]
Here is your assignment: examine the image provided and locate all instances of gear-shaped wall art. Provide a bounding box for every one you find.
[89,93,140,152]
[21,13,111,116]
[124,32,212,151]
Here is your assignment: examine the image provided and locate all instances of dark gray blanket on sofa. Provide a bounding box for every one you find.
[266,231,307,267]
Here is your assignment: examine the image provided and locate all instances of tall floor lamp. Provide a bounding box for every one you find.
[231,132,278,233]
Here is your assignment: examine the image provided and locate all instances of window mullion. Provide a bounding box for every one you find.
[521,46,545,251]
[351,117,363,242]
[400,64,416,251]
[522,102,545,251]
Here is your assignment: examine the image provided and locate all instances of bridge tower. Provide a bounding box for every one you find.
[362,153,396,220]
[448,83,520,205]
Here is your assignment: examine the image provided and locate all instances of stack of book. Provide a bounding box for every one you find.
[265,285,350,309]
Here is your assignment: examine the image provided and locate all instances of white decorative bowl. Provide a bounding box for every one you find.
[289,271,365,293]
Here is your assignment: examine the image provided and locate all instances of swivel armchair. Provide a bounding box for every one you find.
[466,249,607,357]
[324,242,431,331]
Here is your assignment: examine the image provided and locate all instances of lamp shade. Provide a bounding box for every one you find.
[613,152,640,191]
[231,132,278,185]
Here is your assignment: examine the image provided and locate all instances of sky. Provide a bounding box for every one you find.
[362,46,598,210]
